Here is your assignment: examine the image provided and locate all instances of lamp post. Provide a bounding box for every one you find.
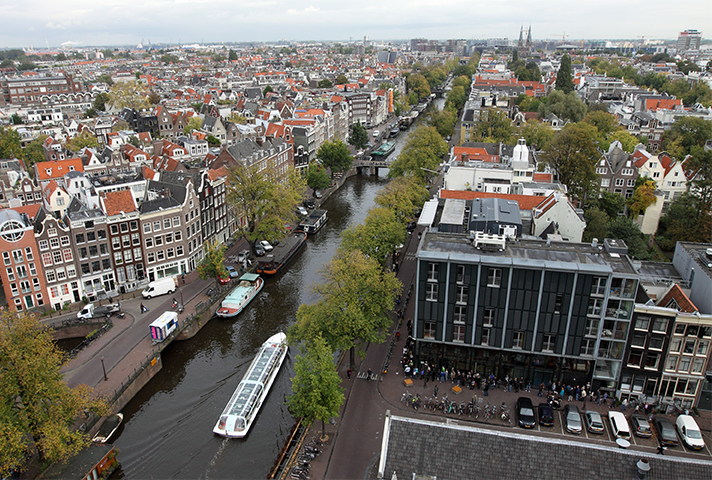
[100,356,108,381]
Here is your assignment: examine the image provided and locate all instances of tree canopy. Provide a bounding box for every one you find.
[348,122,368,150]
[0,312,107,477]
[306,162,330,192]
[555,54,574,94]
[388,126,447,182]
[107,80,149,110]
[374,176,430,223]
[0,126,24,160]
[66,130,99,153]
[340,207,407,267]
[541,123,600,202]
[197,239,228,282]
[538,90,587,123]
[317,139,353,175]
[472,108,514,144]
[517,119,554,151]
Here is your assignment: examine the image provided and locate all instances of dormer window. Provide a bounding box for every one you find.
[45,168,52,175]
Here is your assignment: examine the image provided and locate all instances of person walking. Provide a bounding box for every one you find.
[367,368,373,382]
[347,367,352,379]
[657,443,665,455]
[434,385,439,398]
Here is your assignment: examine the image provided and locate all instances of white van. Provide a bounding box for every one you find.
[608,411,631,439]
[142,277,176,299]
[676,414,705,450]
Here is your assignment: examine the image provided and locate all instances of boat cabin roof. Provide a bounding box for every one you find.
[239,273,259,282]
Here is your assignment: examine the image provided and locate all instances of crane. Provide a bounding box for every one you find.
[550,32,568,45]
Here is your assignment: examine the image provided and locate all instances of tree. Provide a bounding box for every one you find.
[348,122,368,150]
[227,164,306,245]
[607,130,640,153]
[472,108,514,144]
[10,113,23,125]
[541,123,600,201]
[662,117,712,157]
[107,80,149,110]
[96,73,114,86]
[584,111,617,139]
[317,79,333,88]
[306,163,330,192]
[288,249,400,366]
[406,73,431,101]
[287,334,344,440]
[0,311,107,477]
[555,54,574,94]
[374,176,429,223]
[228,49,237,61]
[335,75,348,85]
[227,112,247,125]
[147,90,161,105]
[184,116,203,135]
[517,119,554,151]
[605,217,651,259]
[388,126,447,182]
[317,140,352,176]
[656,193,712,250]
[197,239,228,282]
[23,135,48,173]
[428,109,457,138]
[452,75,471,89]
[0,126,24,160]
[66,130,99,153]
[444,85,466,112]
[626,180,657,218]
[262,85,273,97]
[538,90,587,123]
[596,191,626,218]
[582,208,609,243]
[93,92,110,111]
[341,207,407,267]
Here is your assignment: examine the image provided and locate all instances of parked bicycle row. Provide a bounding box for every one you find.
[288,438,322,480]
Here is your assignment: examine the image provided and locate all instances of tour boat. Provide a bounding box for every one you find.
[255,230,307,275]
[298,209,328,235]
[215,273,264,318]
[213,332,288,438]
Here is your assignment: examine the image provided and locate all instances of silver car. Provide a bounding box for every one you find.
[564,404,582,434]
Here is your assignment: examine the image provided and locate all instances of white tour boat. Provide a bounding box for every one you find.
[213,332,288,438]
[215,273,264,318]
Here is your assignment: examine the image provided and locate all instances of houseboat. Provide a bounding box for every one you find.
[371,142,395,158]
[389,127,400,138]
[213,332,288,438]
[298,209,328,235]
[255,230,307,275]
[216,273,264,318]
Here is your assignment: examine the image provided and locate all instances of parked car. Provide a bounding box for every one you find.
[255,244,266,256]
[630,414,652,438]
[257,240,273,252]
[538,403,554,427]
[515,397,536,429]
[303,199,315,209]
[297,206,308,216]
[225,266,239,278]
[237,250,251,264]
[218,274,231,285]
[563,404,582,434]
[653,416,679,446]
[372,130,380,137]
[314,191,323,199]
[585,411,605,434]
[608,411,631,439]
[676,415,705,450]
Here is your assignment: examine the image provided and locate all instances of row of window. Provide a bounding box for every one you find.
[9,278,41,296]
[142,216,181,234]
[45,264,76,283]
[146,246,185,264]
[75,230,107,243]
[41,249,73,266]
[6,263,37,281]
[110,221,139,234]
[3,248,34,265]
[145,231,182,248]
[113,248,143,265]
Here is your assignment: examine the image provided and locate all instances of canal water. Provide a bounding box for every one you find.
[110,99,444,479]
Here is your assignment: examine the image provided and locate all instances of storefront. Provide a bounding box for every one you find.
[147,258,187,282]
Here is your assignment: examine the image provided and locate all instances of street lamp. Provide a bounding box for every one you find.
[100,356,108,381]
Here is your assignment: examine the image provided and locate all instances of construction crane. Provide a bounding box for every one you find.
[550,32,568,45]
[637,35,645,49]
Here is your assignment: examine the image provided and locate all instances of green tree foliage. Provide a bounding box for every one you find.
[348,122,368,150]
[555,54,574,94]
[582,208,609,243]
[23,135,48,172]
[607,130,640,153]
[677,60,700,75]
[656,193,712,250]
[335,75,348,85]
[93,92,110,112]
[227,164,306,244]
[538,90,587,123]
[517,119,554,150]
[605,217,653,259]
[341,207,407,267]
[428,109,457,138]
[10,113,23,125]
[515,94,542,113]
[96,73,114,86]
[452,75,471,89]
[662,117,712,158]
[584,111,617,139]
[596,191,626,218]
[262,85,273,97]
[541,123,599,201]
[197,239,228,282]
[317,140,352,176]
[108,80,149,110]
[452,64,474,78]
[472,108,514,144]
[374,176,429,223]
[406,73,431,101]
[66,131,99,153]
[206,135,220,146]
[388,126,447,182]
[0,126,24,160]
[228,49,237,61]
[444,85,466,112]
[288,249,400,366]
[160,54,179,64]
[184,116,203,135]
[317,79,333,88]
[287,334,344,439]
[0,312,107,476]
[306,163,330,192]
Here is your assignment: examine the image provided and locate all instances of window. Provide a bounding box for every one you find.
[97,229,106,240]
[635,316,650,331]
[89,245,98,257]
[6,267,15,281]
[176,245,184,256]
[588,298,603,316]
[166,247,175,258]
[683,340,695,354]
[675,323,686,335]
[143,223,152,234]
[16,265,27,278]
[513,331,524,349]
[453,305,467,323]
[652,318,668,333]
[124,249,132,262]
[38,239,49,251]
[75,233,84,243]
[153,220,161,232]
[615,178,624,187]
[665,356,678,371]
[134,248,142,260]
[669,338,682,353]
[425,283,438,302]
[147,252,155,263]
[41,252,53,266]
[453,324,466,343]
[697,341,709,356]
[591,277,606,296]
[60,236,70,246]
[487,268,501,287]
[130,220,138,231]
[542,334,555,352]
[163,218,171,229]
[156,250,165,261]
[86,231,95,241]
[174,230,182,241]
[173,216,181,227]
[110,225,119,234]
[631,334,646,348]
[114,251,123,264]
[456,265,465,283]
[554,294,563,314]
[628,351,642,367]
[456,285,468,304]
[165,233,173,244]
[24,247,33,261]
[132,233,140,245]
[46,270,56,282]
[67,265,76,278]
[2,252,9,266]
[649,337,663,350]
[427,263,438,281]
[580,339,595,356]
[12,250,23,264]
[120,222,128,233]
[146,237,153,248]
[122,234,130,247]
[424,322,436,339]
[56,268,66,280]
[691,358,705,374]
[644,353,660,370]
[155,236,163,246]
[678,357,691,373]
[483,308,495,326]
[481,328,491,346]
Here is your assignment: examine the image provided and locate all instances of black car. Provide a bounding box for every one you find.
[516,397,536,429]
[653,416,679,446]
[630,414,653,438]
[538,403,554,427]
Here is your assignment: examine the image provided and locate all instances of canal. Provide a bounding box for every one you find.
[111,98,445,479]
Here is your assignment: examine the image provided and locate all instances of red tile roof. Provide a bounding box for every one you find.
[657,284,698,313]
[439,190,545,211]
[102,189,137,216]
[35,158,84,181]
[533,172,553,183]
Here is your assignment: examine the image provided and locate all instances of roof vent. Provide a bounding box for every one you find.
[591,238,598,248]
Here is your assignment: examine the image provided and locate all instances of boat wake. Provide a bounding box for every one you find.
[203,436,231,480]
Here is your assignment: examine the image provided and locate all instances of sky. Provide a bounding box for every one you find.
[1,0,710,49]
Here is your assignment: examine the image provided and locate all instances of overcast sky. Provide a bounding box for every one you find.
[1,0,710,49]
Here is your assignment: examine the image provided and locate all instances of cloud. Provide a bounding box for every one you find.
[45,22,66,30]
[287,5,321,15]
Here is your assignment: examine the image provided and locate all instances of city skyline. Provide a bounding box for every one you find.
[1,0,710,50]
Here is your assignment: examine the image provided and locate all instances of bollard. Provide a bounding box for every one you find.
[635,458,650,480]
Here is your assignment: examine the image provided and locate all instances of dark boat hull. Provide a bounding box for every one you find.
[255,231,307,275]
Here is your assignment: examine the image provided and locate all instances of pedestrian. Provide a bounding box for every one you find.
[367,368,372,381]
[434,385,439,398]
[657,443,665,455]
[182,273,186,284]
[483,382,489,396]
[538,384,544,397]
[347,367,352,379]
[140,303,147,313]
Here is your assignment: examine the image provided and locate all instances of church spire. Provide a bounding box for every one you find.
[526,25,532,49]
[518,25,524,47]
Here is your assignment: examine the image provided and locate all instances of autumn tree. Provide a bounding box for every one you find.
[388,126,448,182]
[317,139,352,176]
[66,130,99,153]
[541,123,600,202]
[184,116,203,135]
[0,312,107,477]
[288,249,401,367]
[286,334,344,441]
[0,126,24,160]
[197,239,228,282]
[626,179,657,218]
[227,164,306,245]
[374,176,430,223]
[107,80,149,110]
[340,207,407,267]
